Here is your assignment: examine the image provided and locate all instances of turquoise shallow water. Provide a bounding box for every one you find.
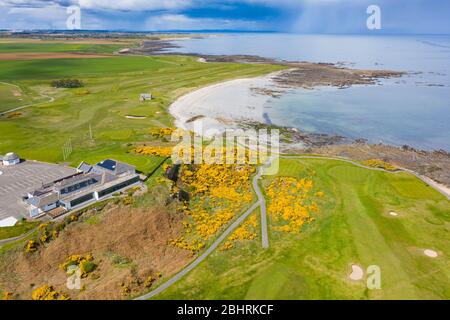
[166,34,450,151]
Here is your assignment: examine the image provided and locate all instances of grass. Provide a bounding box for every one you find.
[0,43,124,54]
[0,82,48,112]
[0,220,39,240]
[0,45,283,173]
[155,158,450,300]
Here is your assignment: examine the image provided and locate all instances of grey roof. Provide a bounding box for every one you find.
[29,188,53,197]
[114,161,135,175]
[27,191,59,208]
[26,159,137,210]
[95,159,135,176]
[3,152,19,161]
[77,161,93,173]
[54,172,101,190]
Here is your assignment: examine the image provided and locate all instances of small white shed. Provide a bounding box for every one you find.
[1,152,20,166]
[140,93,152,102]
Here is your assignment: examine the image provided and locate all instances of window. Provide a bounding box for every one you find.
[70,193,94,207]
[97,176,140,198]
[60,178,98,195]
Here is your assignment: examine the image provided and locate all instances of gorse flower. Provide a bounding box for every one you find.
[362,159,397,171]
[31,285,69,300]
[222,214,258,250]
[59,254,96,278]
[266,177,321,233]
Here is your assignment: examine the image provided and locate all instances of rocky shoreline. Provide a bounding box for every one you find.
[132,37,450,189]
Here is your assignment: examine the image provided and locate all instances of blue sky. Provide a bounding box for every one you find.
[0,0,449,34]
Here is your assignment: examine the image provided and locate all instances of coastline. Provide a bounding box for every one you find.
[169,71,284,136]
[168,69,450,190]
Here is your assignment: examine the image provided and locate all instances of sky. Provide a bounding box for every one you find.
[0,0,449,34]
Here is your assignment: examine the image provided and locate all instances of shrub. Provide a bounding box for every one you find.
[60,254,97,278]
[144,276,154,288]
[122,196,133,206]
[80,261,97,274]
[362,159,397,171]
[24,240,38,253]
[111,255,131,266]
[31,285,69,300]
[2,292,13,300]
[51,79,84,88]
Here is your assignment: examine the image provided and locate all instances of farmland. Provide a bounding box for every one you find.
[0,41,282,174]
[0,42,124,54]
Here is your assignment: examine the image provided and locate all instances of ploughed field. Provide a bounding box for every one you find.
[156,158,450,300]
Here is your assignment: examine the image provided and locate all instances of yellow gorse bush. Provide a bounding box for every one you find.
[2,292,13,300]
[362,159,397,171]
[169,159,256,253]
[151,127,176,138]
[31,285,69,300]
[266,177,321,233]
[24,240,38,253]
[222,214,258,250]
[135,146,173,157]
[59,254,96,278]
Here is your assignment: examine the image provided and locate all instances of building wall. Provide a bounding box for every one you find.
[43,203,57,212]
[3,158,20,166]
[29,206,40,218]
[96,176,140,199]
[28,175,141,219]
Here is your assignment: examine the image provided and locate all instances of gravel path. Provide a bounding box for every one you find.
[135,164,267,300]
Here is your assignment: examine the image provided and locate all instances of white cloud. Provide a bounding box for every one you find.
[2,4,68,29]
[145,13,262,30]
[79,0,193,11]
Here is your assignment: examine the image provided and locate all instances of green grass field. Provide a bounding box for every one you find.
[0,42,282,173]
[0,42,123,54]
[155,158,450,300]
[0,220,38,240]
[2,41,448,300]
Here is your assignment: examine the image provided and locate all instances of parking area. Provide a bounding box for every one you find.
[0,161,76,221]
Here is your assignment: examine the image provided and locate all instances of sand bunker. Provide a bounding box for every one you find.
[125,115,147,119]
[389,211,399,217]
[424,249,439,258]
[349,265,364,280]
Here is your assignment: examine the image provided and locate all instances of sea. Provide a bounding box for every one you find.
[164,33,450,151]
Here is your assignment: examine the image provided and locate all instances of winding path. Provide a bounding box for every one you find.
[135,164,268,300]
[135,154,449,300]
[281,155,450,200]
[0,81,55,116]
[0,229,37,247]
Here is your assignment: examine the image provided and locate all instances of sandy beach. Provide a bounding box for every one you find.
[169,72,286,137]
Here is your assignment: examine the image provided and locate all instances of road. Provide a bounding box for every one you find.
[0,229,36,247]
[257,158,273,249]
[135,163,268,300]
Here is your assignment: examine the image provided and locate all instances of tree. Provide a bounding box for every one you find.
[51,79,84,88]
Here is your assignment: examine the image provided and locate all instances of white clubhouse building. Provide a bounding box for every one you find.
[26,159,141,218]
